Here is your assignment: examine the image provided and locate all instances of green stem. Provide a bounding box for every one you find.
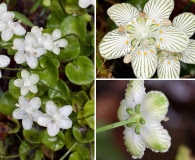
[58,0,66,15]
[96,116,139,133]
[1,76,14,79]
[0,67,24,71]
[59,142,77,160]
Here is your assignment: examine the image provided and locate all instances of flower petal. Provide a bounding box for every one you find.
[12,108,25,119]
[1,29,13,41]
[32,110,43,121]
[13,38,25,50]
[157,56,180,79]
[13,22,26,36]
[29,97,41,109]
[26,55,38,69]
[52,45,60,55]
[0,55,10,67]
[0,21,6,31]
[0,3,7,13]
[117,99,130,121]
[0,70,2,78]
[31,26,42,39]
[107,3,139,26]
[29,74,39,84]
[124,127,146,159]
[29,85,38,94]
[79,0,92,8]
[14,79,24,87]
[21,86,29,96]
[14,51,26,64]
[52,29,61,40]
[56,39,68,48]
[37,114,52,127]
[47,122,60,136]
[18,96,29,106]
[131,45,157,78]
[59,105,72,117]
[179,39,195,64]
[21,70,30,79]
[99,29,132,59]
[141,123,171,153]
[22,116,33,130]
[140,91,169,123]
[46,101,58,115]
[58,118,72,129]
[143,0,174,23]
[173,12,195,38]
[157,26,189,52]
[125,80,146,108]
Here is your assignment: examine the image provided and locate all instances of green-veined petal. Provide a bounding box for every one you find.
[140,91,169,123]
[107,3,139,26]
[157,56,180,79]
[143,0,174,23]
[117,99,130,121]
[124,80,146,109]
[99,29,132,59]
[179,39,195,64]
[140,123,171,153]
[131,45,157,78]
[124,127,146,159]
[173,12,195,38]
[157,26,189,52]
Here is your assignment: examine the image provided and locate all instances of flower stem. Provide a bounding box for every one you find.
[0,67,24,71]
[1,76,15,79]
[58,0,66,16]
[96,116,139,133]
[59,142,77,160]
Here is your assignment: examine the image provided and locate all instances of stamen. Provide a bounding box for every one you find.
[150,50,154,53]
[160,38,163,41]
[144,52,147,56]
[159,30,163,34]
[118,26,125,33]
[126,40,129,44]
[137,51,141,55]
[139,12,146,17]
[168,61,171,65]
[123,54,132,64]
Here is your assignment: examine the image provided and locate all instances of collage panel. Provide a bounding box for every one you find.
[96,0,195,78]
[0,0,95,160]
[96,80,195,160]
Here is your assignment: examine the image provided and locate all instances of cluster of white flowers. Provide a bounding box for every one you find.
[118,80,170,159]
[78,0,95,8]
[13,96,73,136]
[99,0,195,79]
[0,3,26,41]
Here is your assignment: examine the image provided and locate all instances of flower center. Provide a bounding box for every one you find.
[24,78,32,87]
[125,16,160,47]
[52,112,61,122]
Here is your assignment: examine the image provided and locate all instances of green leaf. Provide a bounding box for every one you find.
[90,85,94,100]
[13,11,34,27]
[59,35,80,61]
[0,92,17,115]
[84,100,94,129]
[72,123,94,143]
[65,0,86,14]
[8,79,20,99]
[23,127,44,144]
[48,79,69,101]
[42,131,65,151]
[33,56,60,87]
[30,0,42,13]
[65,56,94,85]
[69,152,83,160]
[60,16,86,41]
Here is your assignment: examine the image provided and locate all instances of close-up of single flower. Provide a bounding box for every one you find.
[14,69,39,96]
[12,96,43,130]
[37,101,73,136]
[98,0,192,78]
[0,3,26,41]
[0,55,10,78]
[42,29,68,55]
[13,26,46,69]
[117,80,170,159]
[157,12,195,78]
[79,0,95,8]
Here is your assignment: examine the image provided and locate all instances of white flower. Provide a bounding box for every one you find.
[0,3,26,41]
[12,96,43,130]
[14,70,39,96]
[118,80,170,159]
[79,0,95,8]
[0,55,10,78]
[13,26,46,69]
[37,101,73,136]
[42,29,68,55]
[157,12,195,78]
[99,0,189,78]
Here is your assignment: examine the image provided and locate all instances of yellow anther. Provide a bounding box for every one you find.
[130,47,134,50]
[152,19,155,22]
[160,38,163,41]
[126,41,129,44]
[156,24,160,27]
[174,58,178,61]
[144,52,147,56]
[168,61,171,65]
[127,25,131,29]
[146,17,148,20]
[161,60,164,63]
[137,51,141,55]
[159,30,163,34]
[150,50,154,53]
[156,44,160,48]
[132,21,134,24]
